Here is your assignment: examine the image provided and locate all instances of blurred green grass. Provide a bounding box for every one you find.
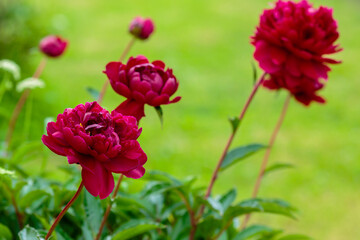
[11,0,360,238]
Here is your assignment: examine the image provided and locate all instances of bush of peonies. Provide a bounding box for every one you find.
[0,1,341,239]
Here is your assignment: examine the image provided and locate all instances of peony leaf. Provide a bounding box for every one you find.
[18,226,43,240]
[84,191,103,237]
[264,163,295,176]
[18,189,49,209]
[0,59,21,80]
[197,215,223,239]
[234,225,282,240]
[219,188,237,211]
[0,223,12,240]
[228,116,240,133]
[112,220,165,240]
[154,106,163,127]
[16,77,45,92]
[85,87,100,100]
[220,144,266,171]
[223,198,297,223]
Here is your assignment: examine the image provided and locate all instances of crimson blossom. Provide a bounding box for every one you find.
[42,102,147,199]
[104,55,181,121]
[252,0,341,105]
[39,35,68,58]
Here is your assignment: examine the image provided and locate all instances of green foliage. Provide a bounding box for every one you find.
[112,220,165,240]
[264,163,295,176]
[85,87,100,100]
[220,144,265,171]
[0,223,13,240]
[229,116,240,133]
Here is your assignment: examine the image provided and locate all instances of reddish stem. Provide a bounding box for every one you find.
[189,74,266,240]
[5,57,47,149]
[95,174,124,240]
[240,94,291,230]
[45,182,84,240]
[97,38,136,104]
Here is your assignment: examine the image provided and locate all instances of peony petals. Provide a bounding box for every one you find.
[42,135,67,156]
[150,94,170,106]
[115,99,145,121]
[123,166,145,179]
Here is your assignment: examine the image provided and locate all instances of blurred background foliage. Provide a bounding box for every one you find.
[0,0,359,239]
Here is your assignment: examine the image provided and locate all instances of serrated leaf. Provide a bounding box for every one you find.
[154,106,163,127]
[16,78,45,92]
[220,144,265,171]
[85,87,100,100]
[112,220,165,240]
[0,223,12,240]
[229,117,240,133]
[18,226,42,240]
[264,163,295,176]
[84,191,103,236]
[277,234,313,240]
[0,59,20,80]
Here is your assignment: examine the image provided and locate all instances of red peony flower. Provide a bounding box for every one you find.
[42,102,147,199]
[39,35,68,58]
[252,0,341,105]
[104,55,181,121]
[129,17,155,40]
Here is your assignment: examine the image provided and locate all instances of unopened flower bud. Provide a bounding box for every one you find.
[39,35,68,58]
[129,17,154,40]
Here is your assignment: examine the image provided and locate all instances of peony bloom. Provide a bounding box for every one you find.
[252,0,341,105]
[42,102,147,199]
[104,55,181,121]
[129,17,155,40]
[39,35,68,58]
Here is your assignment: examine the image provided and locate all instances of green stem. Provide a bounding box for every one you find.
[189,74,266,240]
[240,94,291,230]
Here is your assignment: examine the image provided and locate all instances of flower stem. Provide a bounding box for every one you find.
[240,94,291,230]
[189,73,266,240]
[5,57,47,151]
[97,38,136,104]
[95,174,124,240]
[45,182,84,240]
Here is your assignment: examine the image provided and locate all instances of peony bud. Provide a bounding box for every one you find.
[129,17,155,40]
[39,35,68,58]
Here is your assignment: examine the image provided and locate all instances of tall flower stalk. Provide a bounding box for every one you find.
[189,74,266,240]
[97,38,135,104]
[45,182,84,240]
[240,94,291,230]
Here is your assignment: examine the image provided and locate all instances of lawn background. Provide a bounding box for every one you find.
[6,0,360,239]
